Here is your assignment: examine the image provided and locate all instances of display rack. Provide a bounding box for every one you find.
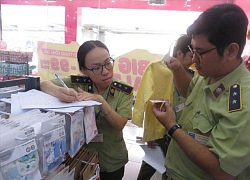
[0,50,33,78]
[0,84,99,180]
[0,76,40,98]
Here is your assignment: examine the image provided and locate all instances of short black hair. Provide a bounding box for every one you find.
[187,3,248,58]
[77,40,109,70]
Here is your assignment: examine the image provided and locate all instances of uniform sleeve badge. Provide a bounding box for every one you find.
[213,83,226,98]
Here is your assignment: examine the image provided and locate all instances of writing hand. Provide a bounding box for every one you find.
[57,87,77,102]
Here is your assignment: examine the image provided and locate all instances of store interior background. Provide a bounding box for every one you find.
[1,1,250,179]
[2,0,249,75]
[2,5,201,57]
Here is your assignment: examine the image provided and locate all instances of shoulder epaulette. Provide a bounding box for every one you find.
[228,84,242,112]
[70,75,92,84]
[70,75,93,93]
[111,81,133,95]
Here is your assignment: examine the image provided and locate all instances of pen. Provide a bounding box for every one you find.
[54,73,69,89]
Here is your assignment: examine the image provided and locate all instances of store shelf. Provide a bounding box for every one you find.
[0,50,33,78]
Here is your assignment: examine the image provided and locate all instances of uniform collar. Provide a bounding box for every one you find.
[206,61,248,99]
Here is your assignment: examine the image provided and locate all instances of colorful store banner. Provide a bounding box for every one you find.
[37,41,163,95]
[37,41,80,81]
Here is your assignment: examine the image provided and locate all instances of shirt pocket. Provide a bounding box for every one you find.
[191,111,214,134]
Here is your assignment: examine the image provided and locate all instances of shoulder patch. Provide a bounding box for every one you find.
[71,75,92,84]
[71,75,93,93]
[228,84,242,112]
[112,81,133,94]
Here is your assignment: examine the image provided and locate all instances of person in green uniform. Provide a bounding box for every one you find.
[40,40,133,180]
[153,3,250,180]
[137,34,194,180]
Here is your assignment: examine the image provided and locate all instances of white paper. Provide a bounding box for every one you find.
[149,100,170,106]
[149,100,165,103]
[11,94,30,115]
[16,89,101,109]
[140,144,166,174]
[46,106,85,113]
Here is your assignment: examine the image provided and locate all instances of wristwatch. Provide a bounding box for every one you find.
[167,124,181,138]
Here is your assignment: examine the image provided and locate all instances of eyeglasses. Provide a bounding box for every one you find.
[84,57,115,75]
[188,45,217,59]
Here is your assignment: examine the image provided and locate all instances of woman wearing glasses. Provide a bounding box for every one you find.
[40,40,133,180]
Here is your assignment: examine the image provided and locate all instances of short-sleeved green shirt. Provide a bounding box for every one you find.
[172,69,195,121]
[166,62,250,180]
[52,76,134,172]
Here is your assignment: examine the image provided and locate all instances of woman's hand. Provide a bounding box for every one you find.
[40,80,77,103]
[76,87,103,103]
[153,100,176,131]
[76,87,128,131]
[57,87,77,102]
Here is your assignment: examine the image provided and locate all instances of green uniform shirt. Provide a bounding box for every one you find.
[166,61,250,180]
[172,69,195,121]
[52,76,134,172]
